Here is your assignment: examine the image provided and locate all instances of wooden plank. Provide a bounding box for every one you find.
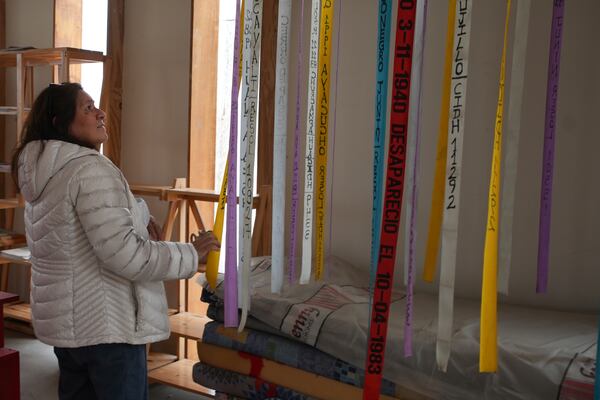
[198,343,406,400]
[129,184,170,200]
[0,48,105,68]
[4,302,31,323]
[256,0,277,257]
[0,198,19,209]
[2,319,34,336]
[186,4,218,361]
[0,291,18,304]
[169,312,210,341]
[15,53,24,141]
[0,265,8,291]
[0,0,5,229]
[147,358,214,397]
[188,0,219,231]
[188,201,206,232]
[100,0,124,167]
[53,0,82,82]
[147,351,177,372]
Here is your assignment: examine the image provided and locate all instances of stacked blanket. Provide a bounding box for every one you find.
[194,320,399,398]
[193,256,597,399]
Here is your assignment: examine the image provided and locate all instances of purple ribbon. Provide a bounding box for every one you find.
[537,0,564,293]
[225,0,242,327]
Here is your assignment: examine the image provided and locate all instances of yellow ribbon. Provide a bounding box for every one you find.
[206,2,245,289]
[423,0,456,283]
[480,0,511,373]
[314,0,335,281]
[206,160,228,289]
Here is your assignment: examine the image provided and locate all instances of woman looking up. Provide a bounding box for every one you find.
[11,82,219,400]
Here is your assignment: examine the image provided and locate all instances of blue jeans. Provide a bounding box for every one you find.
[54,343,148,400]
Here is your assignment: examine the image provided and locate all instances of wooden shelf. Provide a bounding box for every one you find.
[0,198,23,211]
[0,234,27,250]
[3,302,31,323]
[169,312,211,341]
[0,106,30,116]
[148,358,214,396]
[147,351,178,372]
[130,184,171,200]
[0,47,105,68]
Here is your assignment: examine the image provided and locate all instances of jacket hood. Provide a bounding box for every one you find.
[18,140,99,203]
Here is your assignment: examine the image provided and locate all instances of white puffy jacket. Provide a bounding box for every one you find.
[18,140,198,348]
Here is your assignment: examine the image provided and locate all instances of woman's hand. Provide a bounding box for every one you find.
[147,216,163,241]
[190,231,220,272]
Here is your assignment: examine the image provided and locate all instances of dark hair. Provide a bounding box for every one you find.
[11,82,90,186]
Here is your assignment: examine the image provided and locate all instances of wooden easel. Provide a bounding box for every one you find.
[131,179,272,255]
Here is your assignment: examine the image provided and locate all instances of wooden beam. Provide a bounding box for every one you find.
[188,0,219,227]
[53,0,82,82]
[187,0,219,360]
[0,0,6,227]
[256,0,278,256]
[100,0,124,167]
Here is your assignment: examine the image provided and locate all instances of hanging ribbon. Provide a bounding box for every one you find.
[314,0,335,281]
[300,0,321,285]
[480,0,512,373]
[403,0,428,358]
[206,159,228,290]
[208,1,246,292]
[224,0,243,328]
[239,0,263,331]
[595,316,600,400]
[288,0,306,285]
[272,0,292,293]
[369,0,393,312]
[436,0,473,372]
[363,2,416,398]
[498,0,531,294]
[422,0,456,283]
[537,0,565,294]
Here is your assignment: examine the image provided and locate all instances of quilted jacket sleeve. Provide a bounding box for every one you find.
[69,157,198,282]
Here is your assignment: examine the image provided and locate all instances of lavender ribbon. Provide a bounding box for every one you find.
[404,0,428,358]
[224,0,242,327]
[537,0,564,293]
[288,0,306,284]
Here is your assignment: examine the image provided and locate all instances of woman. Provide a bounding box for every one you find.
[11,82,219,399]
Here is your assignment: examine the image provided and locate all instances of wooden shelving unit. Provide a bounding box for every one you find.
[0,47,105,337]
[0,47,105,139]
[0,250,32,334]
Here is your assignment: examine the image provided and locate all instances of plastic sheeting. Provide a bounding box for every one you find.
[204,256,597,399]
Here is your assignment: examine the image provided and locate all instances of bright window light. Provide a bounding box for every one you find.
[81,0,108,105]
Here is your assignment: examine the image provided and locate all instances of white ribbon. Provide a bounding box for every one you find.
[403,0,428,358]
[436,0,473,372]
[498,0,531,294]
[239,0,263,331]
[272,0,292,294]
[300,0,321,284]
